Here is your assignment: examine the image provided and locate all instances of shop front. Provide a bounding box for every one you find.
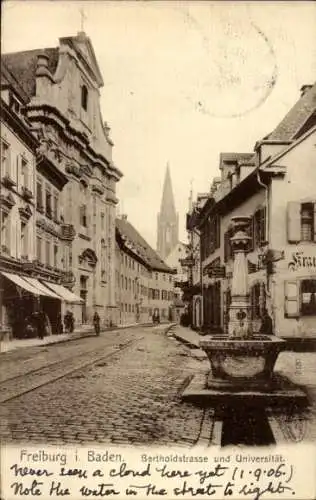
[0,271,82,339]
[273,247,316,339]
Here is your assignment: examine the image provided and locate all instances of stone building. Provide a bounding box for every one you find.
[157,164,179,259]
[0,60,82,339]
[115,215,175,325]
[190,83,316,340]
[2,32,122,328]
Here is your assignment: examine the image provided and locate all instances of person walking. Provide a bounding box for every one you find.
[93,311,101,336]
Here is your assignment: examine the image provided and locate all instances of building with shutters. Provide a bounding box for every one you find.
[187,83,316,339]
[2,32,122,329]
[115,215,175,325]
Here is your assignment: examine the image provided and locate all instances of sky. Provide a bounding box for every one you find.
[2,1,316,248]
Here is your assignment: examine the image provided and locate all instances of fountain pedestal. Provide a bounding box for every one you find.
[200,216,286,391]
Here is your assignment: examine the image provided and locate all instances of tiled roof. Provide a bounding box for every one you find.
[220,152,255,166]
[1,60,30,103]
[267,83,316,141]
[116,217,174,273]
[2,48,59,97]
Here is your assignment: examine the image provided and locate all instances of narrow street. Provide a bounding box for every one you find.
[1,325,316,448]
[0,326,211,447]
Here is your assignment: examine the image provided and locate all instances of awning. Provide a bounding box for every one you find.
[22,276,62,300]
[1,271,40,295]
[42,281,83,303]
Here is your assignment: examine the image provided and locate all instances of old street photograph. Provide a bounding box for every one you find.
[0,1,316,450]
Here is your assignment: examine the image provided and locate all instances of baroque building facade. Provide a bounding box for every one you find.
[2,31,122,330]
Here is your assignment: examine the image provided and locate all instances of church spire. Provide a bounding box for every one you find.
[157,164,179,259]
[160,163,176,216]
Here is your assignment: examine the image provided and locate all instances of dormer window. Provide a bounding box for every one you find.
[81,85,88,111]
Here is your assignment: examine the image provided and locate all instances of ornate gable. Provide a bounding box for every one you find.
[60,32,104,88]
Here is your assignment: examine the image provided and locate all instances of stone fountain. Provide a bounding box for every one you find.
[182,215,308,421]
[200,216,284,392]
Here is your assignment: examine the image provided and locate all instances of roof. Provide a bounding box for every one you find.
[2,48,59,97]
[267,82,316,141]
[219,152,255,167]
[1,60,30,103]
[116,217,174,273]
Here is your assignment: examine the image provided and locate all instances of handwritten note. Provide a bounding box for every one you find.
[1,445,315,499]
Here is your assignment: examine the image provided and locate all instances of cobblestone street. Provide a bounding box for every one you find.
[1,325,316,447]
[0,326,209,447]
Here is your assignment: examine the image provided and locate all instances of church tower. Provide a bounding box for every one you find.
[157,164,179,259]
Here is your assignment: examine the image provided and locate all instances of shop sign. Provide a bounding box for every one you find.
[288,251,316,271]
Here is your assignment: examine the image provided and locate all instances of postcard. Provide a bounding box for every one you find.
[1,1,316,499]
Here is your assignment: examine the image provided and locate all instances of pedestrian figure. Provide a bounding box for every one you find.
[259,308,273,336]
[93,311,100,336]
[64,310,71,333]
[152,308,160,325]
[56,313,63,335]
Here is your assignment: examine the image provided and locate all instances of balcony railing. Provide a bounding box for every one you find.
[1,174,16,189]
[21,186,34,201]
[60,224,76,241]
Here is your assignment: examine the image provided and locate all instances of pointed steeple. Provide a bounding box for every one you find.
[157,164,179,259]
[160,163,176,217]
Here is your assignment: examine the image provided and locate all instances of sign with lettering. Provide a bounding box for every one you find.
[179,258,195,267]
[288,251,316,271]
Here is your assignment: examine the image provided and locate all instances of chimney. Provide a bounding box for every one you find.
[300,84,313,97]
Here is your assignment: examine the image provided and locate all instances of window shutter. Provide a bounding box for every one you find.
[314,203,316,242]
[284,280,300,318]
[287,202,301,243]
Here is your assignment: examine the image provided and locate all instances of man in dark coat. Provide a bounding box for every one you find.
[259,308,274,336]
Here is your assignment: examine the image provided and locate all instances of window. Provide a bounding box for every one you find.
[101,212,105,231]
[301,279,316,316]
[155,273,158,280]
[36,180,43,211]
[45,189,52,218]
[224,228,234,262]
[36,236,42,262]
[125,277,128,290]
[301,203,314,241]
[21,222,27,256]
[53,244,58,268]
[1,141,11,176]
[253,207,266,248]
[53,194,58,221]
[129,304,131,312]
[81,85,88,111]
[287,201,316,243]
[80,205,87,227]
[1,211,10,252]
[128,278,131,290]
[45,240,51,265]
[21,157,28,188]
[121,275,124,288]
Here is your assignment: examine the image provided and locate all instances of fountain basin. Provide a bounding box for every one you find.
[199,335,285,391]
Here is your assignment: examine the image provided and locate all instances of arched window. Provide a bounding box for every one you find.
[81,85,88,111]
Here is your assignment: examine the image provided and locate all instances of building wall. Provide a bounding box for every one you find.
[115,248,174,325]
[165,242,188,300]
[1,122,36,261]
[269,129,316,338]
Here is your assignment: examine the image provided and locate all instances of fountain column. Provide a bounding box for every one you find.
[228,216,252,339]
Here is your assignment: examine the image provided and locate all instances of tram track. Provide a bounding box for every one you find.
[0,336,144,404]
